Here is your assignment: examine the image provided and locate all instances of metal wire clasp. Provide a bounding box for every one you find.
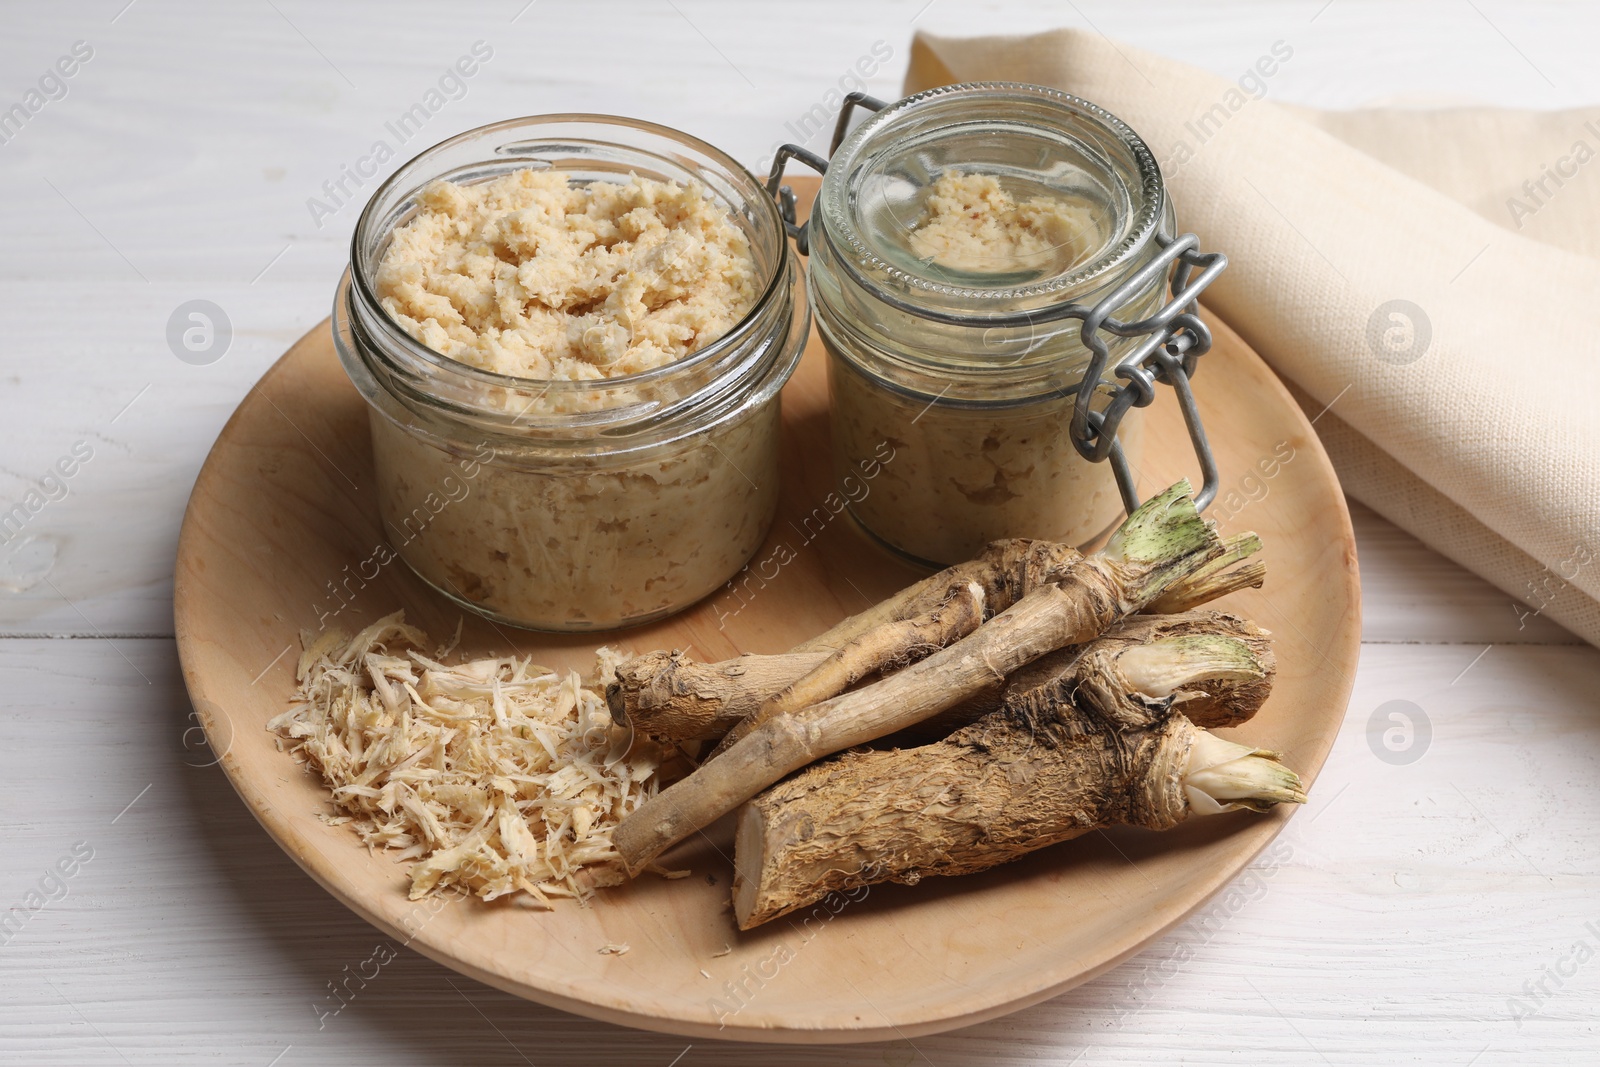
[764,92,886,255]
[1072,232,1227,514]
[765,91,1227,516]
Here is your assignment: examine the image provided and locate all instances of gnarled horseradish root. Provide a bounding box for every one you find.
[959,611,1275,739]
[792,538,1085,654]
[877,609,1272,749]
[606,649,831,743]
[612,480,1227,874]
[608,533,1265,746]
[731,631,1304,929]
[609,538,1079,745]
[704,579,986,760]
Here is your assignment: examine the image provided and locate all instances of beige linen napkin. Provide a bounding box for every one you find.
[907,30,1600,647]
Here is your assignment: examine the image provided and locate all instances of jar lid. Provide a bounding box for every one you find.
[815,82,1166,320]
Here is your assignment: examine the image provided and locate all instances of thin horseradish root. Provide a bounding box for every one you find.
[607,539,1076,743]
[731,632,1305,928]
[611,604,1273,753]
[893,608,1276,747]
[607,531,1265,745]
[611,480,1229,873]
[791,538,1084,654]
[704,579,987,760]
[605,650,832,744]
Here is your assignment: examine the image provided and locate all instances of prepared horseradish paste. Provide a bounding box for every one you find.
[907,172,1095,276]
[337,118,802,632]
[375,170,758,382]
[369,400,779,630]
[829,359,1141,564]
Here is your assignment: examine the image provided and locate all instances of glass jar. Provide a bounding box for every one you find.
[335,115,807,632]
[794,82,1216,565]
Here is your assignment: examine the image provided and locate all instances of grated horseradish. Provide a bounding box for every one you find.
[376,170,759,384]
[268,612,660,904]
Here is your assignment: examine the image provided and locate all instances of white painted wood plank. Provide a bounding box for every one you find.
[2,639,1596,1064]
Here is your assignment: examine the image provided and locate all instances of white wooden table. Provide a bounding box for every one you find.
[3,2,1597,1063]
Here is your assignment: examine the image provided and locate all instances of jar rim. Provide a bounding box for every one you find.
[347,112,790,397]
[818,82,1166,317]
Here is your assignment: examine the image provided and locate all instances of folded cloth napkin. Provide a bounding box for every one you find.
[906,29,1600,647]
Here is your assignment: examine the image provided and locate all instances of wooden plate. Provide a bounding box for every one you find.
[175,186,1359,1042]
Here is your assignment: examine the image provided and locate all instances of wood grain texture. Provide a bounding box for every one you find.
[171,173,1359,1035]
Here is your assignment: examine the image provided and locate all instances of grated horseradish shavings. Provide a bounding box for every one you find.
[267,611,658,905]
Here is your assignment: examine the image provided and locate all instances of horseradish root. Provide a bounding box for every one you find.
[606,650,829,742]
[1147,532,1266,614]
[705,580,986,759]
[612,481,1225,873]
[789,538,1082,654]
[896,609,1276,745]
[883,607,1267,751]
[607,532,1263,746]
[611,547,1049,743]
[731,632,1304,928]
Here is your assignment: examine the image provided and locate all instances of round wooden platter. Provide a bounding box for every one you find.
[175,240,1359,1043]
